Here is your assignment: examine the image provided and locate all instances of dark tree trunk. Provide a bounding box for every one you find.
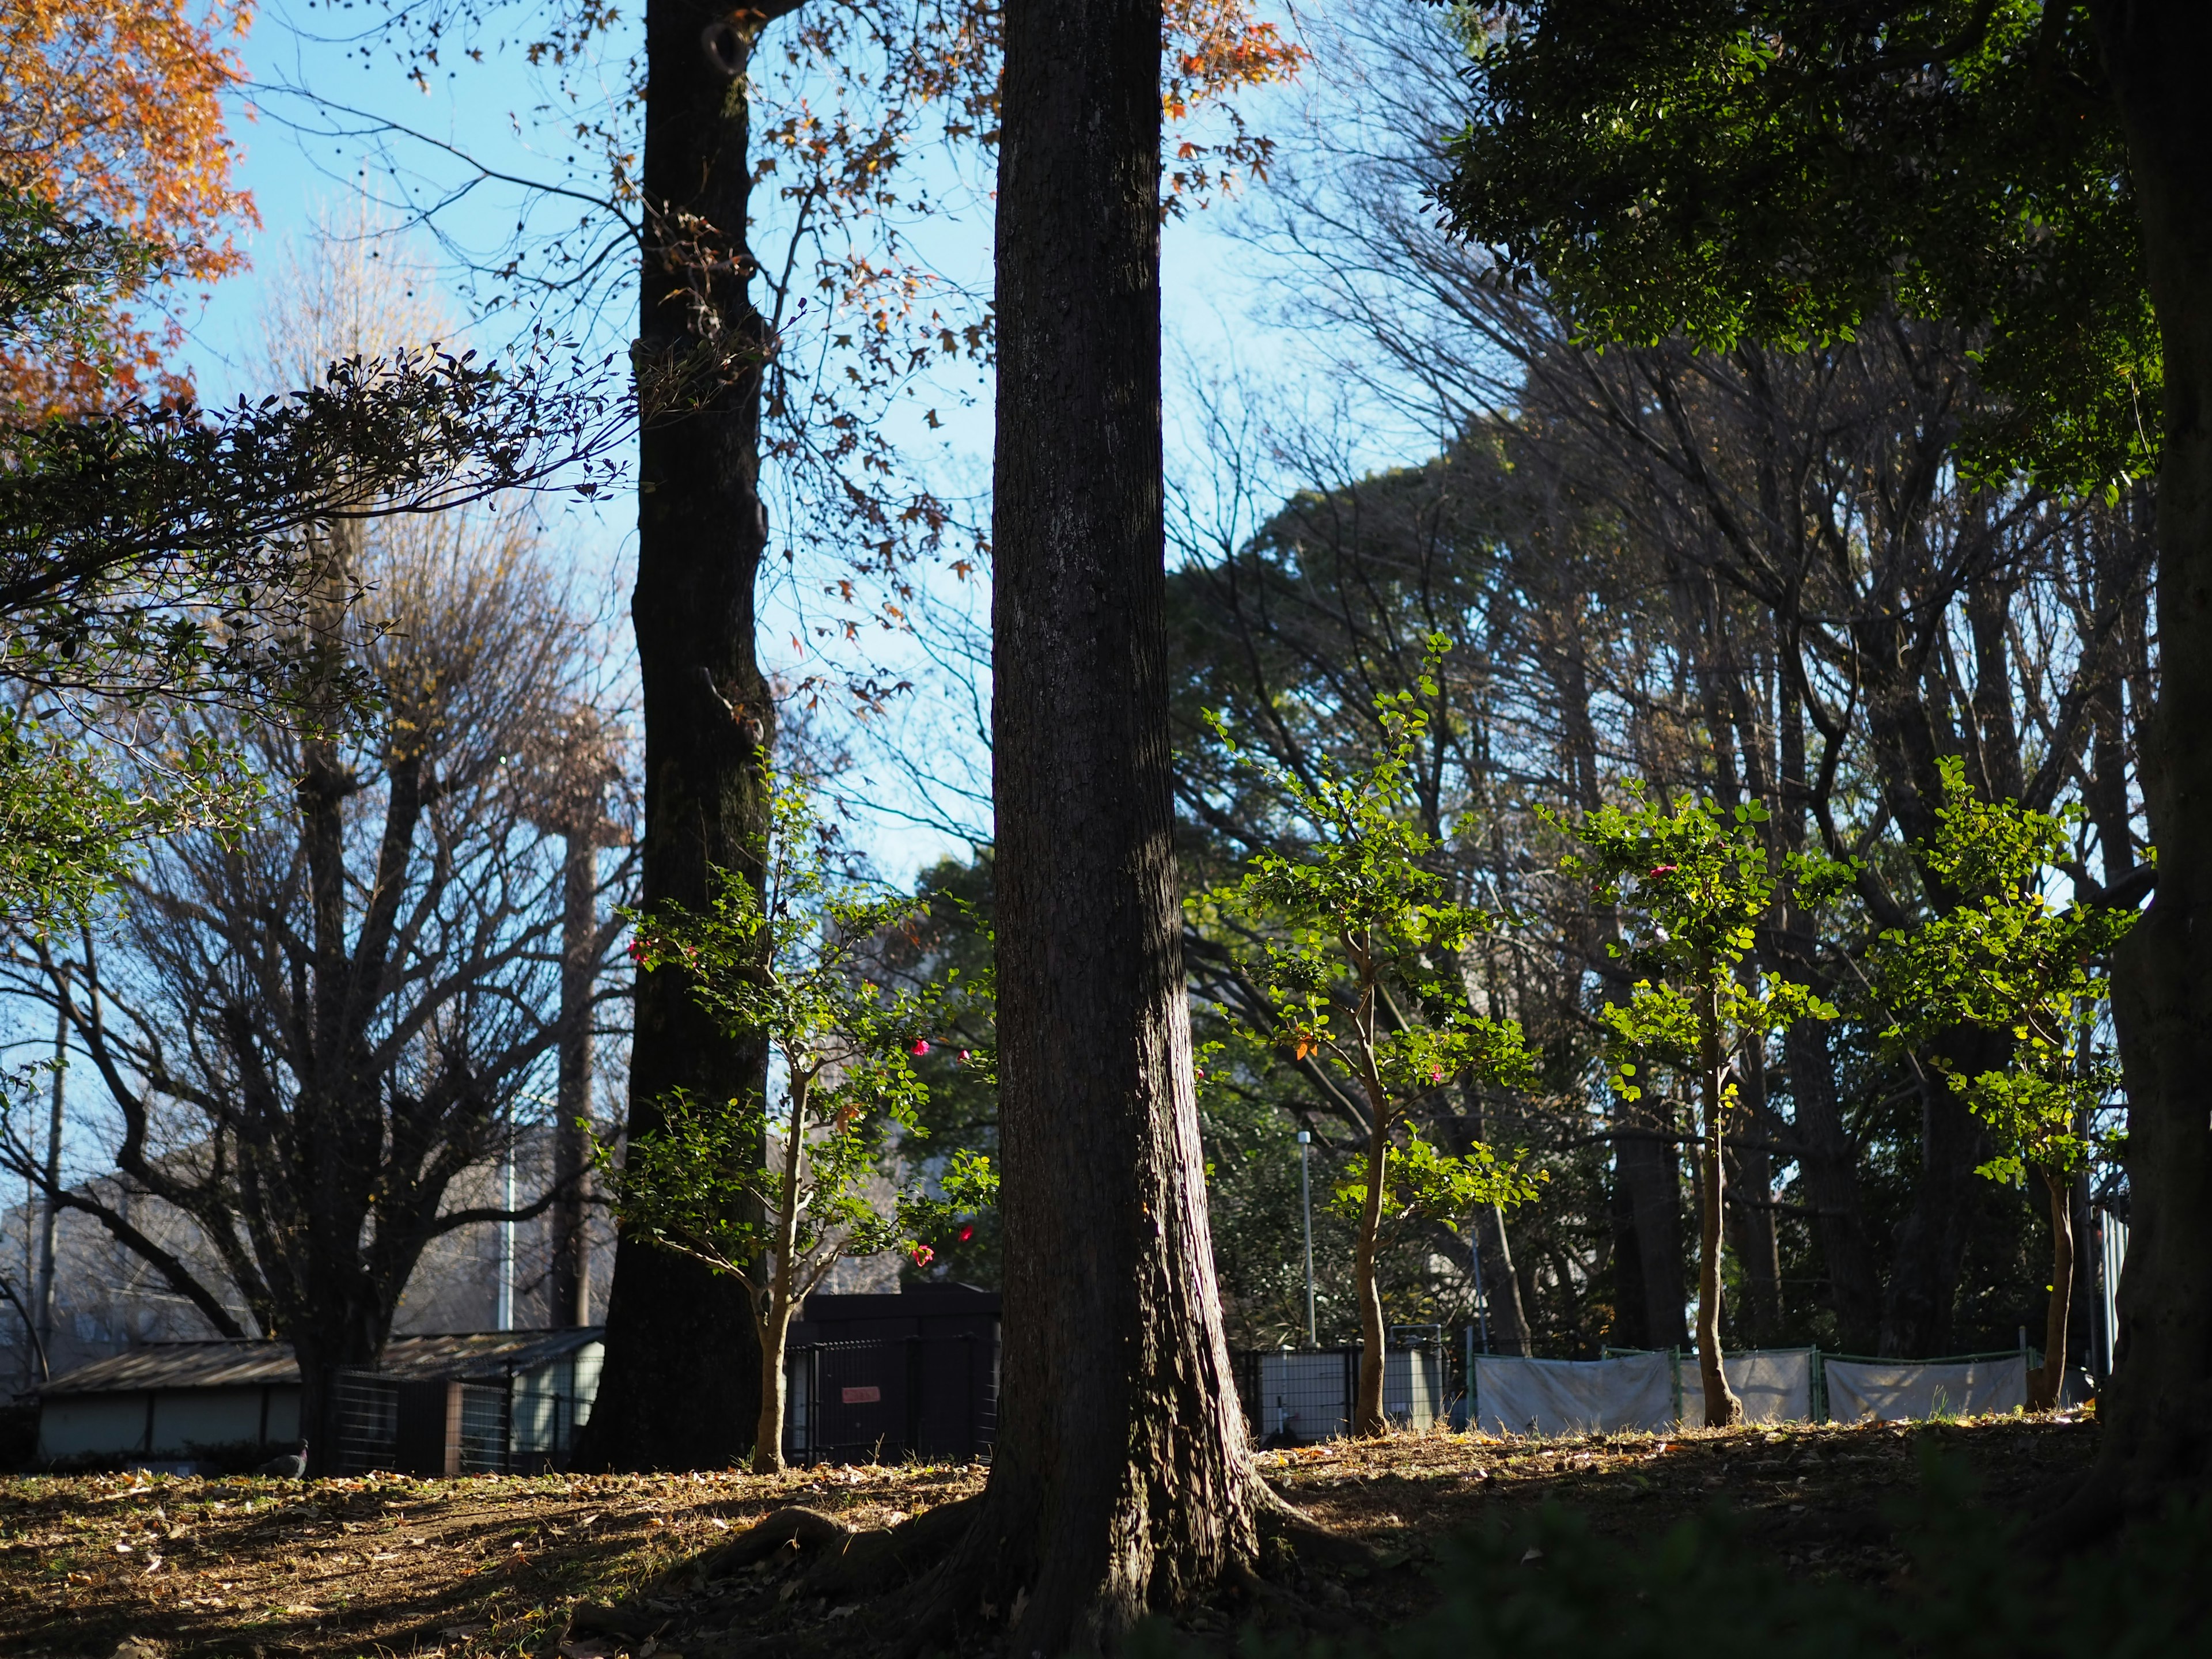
[1782,1016,1882,1350]
[1725,1139,1781,1343]
[551,832,594,1329]
[921,1,1267,1644]
[574,0,790,1472]
[1878,1066,1986,1357]
[1612,1102,1689,1351]
[2068,0,2212,1524]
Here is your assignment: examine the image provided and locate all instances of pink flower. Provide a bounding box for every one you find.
[911,1039,931,1056]
[1430,1065,1444,1082]
[627,939,646,963]
[957,1048,971,1065]
[1648,863,1677,878]
[910,1243,935,1267]
[957,1224,975,1244]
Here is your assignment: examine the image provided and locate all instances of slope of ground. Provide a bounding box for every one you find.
[0,1411,2097,1657]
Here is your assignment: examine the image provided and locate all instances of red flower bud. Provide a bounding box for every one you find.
[957,1224,975,1244]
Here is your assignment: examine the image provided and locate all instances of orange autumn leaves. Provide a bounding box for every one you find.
[1,0,256,416]
[1165,0,1308,203]
[1166,0,1307,115]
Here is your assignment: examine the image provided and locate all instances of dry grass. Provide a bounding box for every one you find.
[0,1411,2099,1657]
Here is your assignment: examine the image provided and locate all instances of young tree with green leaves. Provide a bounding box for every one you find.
[1199,641,1538,1436]
[1548,790,1839,1426]
[1875,759,2137,1409]
[1438,0,2199,1514]
[615,775,997,1474]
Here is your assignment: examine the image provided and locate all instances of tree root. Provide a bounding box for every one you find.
[568,1470,1408,1656]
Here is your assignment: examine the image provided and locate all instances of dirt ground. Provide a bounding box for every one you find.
[0,1410,2098,1658]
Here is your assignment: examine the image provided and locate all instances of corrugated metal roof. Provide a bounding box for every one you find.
[38,1329,604,1396]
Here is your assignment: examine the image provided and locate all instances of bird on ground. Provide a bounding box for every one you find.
[256,1439,308,1478]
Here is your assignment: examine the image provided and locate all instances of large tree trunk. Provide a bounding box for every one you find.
[574,0,791,1472]
[1774,661,1883,1351]
[920,2,1268,1645]
[1878,1066,1984,1356]
[2067,0,2212,1525]
[1781,1016,1882,1351]
[1613,1102,1690,1351]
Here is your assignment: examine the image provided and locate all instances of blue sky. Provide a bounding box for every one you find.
[166,1,1346,878]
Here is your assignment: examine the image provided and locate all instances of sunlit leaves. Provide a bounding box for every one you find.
[1872,756,2137,1185]
[1544,785,1839,1109]
[1329,1129,1541,1230]
[612,769,997,1300]
[1194,634,1540,1241]
[1442,1,2154,495]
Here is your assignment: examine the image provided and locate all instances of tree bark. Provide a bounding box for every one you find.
[1775,655,1883,1351]
[918,2,1268,1644]
[574,0,792,1472]
[1472,1203,1533,1357]
[1353,1081,1391,1436]
[1613,1102,1690,1351]
[2061,0,2212,1528]
[2031,1170,2075,1412]
[1696,975,1742,1426]
[1878,1061,1985,1357]
[551,831,594,1330]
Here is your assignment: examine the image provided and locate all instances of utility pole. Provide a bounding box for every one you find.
[1297,1130,1316,1347]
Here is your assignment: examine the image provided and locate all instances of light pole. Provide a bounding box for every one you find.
[1297,1130,1316,1347]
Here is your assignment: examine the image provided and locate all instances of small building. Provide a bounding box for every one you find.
[33,1330,604,1474]
[784,1282,999,1465]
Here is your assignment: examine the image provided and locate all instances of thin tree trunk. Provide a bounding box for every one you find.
[551,832,594,1329]
[2061,0,2212,1532]
[1473,1204,1533,1357]
[1697,974,1742,1427]
[918,3,1269,1643]
[755,1299,794,1476]
[577,0,795,1472]
[1447,1076,1532,1354]
[2031,1170,2075,1412]
[752,1075,810,1475]
[33,967,64,1366]
[1353,1081,1390,1436]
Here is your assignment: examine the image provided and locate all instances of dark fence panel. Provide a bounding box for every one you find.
[787,1333,997,1465]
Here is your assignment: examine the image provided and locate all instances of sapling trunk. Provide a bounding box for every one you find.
[2031,1169,2075,1411]
[1697,968,1743,1427]
[751,1071,813,1475]
[1353,1097,1391,1436]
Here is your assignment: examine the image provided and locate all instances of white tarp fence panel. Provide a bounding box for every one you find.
[1678,1350,1816,1426]
[1471,1353,1675,1436]
[1824,1355,2025,1421]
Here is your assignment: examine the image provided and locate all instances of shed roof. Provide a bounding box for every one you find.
[39,1329,604,1396]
